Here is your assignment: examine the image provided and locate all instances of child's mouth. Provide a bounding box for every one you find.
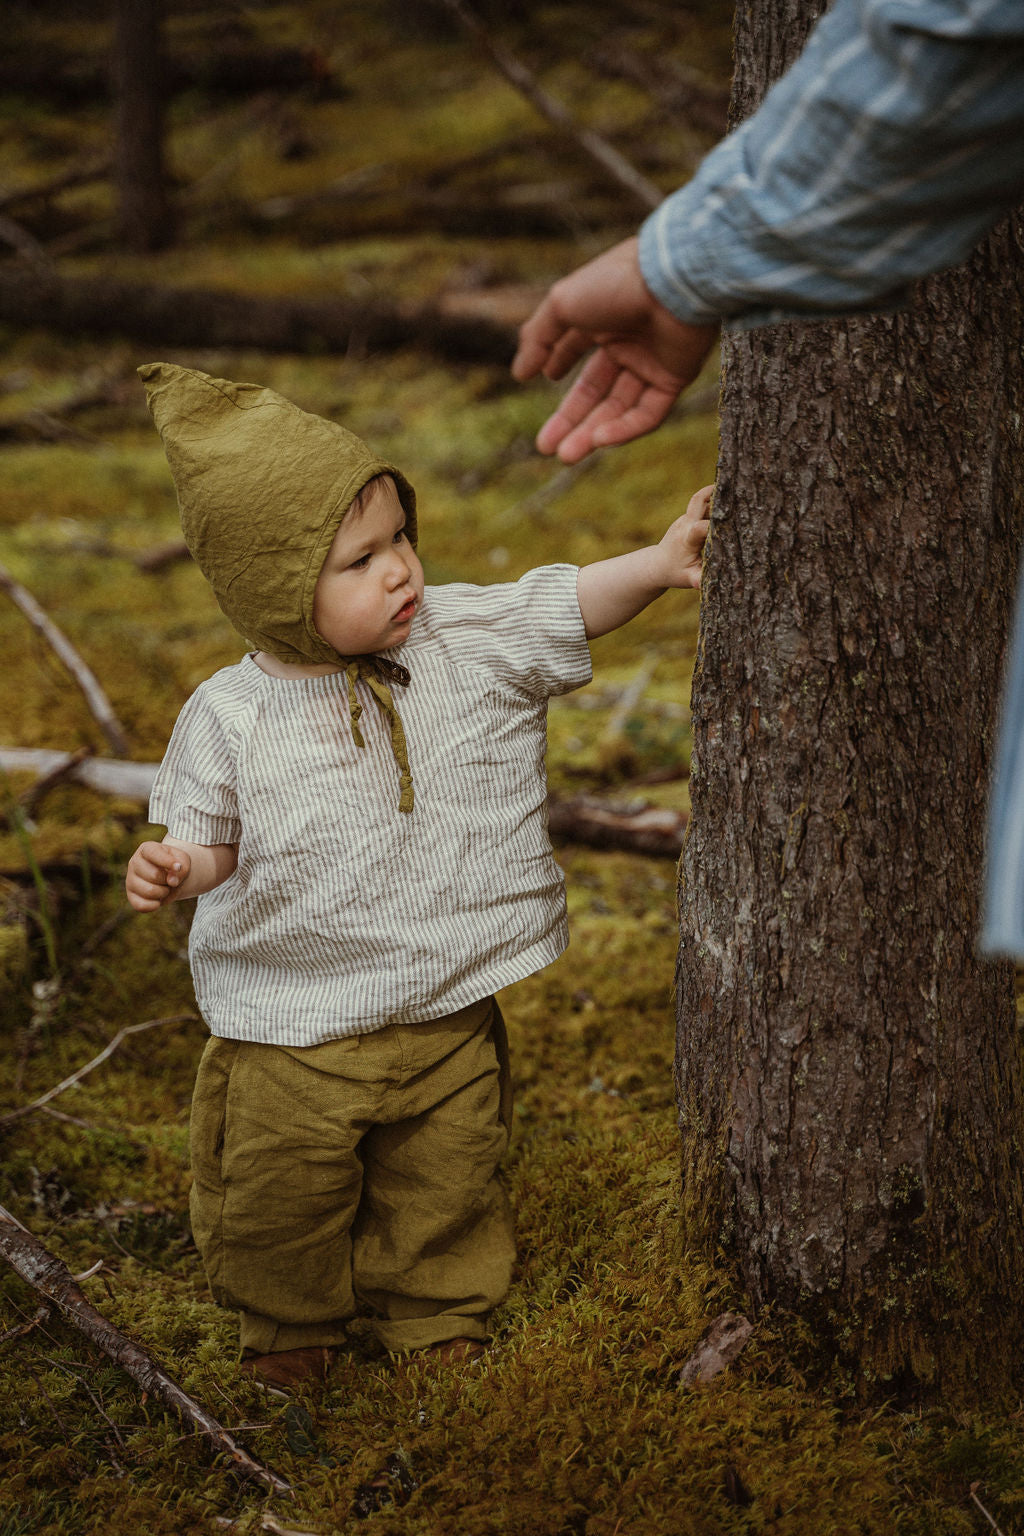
[394,596,417,623]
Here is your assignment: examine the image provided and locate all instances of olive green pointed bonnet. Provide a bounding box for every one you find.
[138,362,416,666]
[139,363,419,811]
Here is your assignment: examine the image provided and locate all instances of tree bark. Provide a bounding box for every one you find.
[676,4,1024,1399]
[111,0,174,252]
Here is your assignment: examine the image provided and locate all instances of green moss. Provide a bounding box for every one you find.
[2,4,1022,1529]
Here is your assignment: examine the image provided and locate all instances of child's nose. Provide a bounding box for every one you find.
[386,547,411,584]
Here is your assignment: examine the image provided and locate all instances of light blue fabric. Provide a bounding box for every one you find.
[980,562,1024,958]
[638,0,1024,330]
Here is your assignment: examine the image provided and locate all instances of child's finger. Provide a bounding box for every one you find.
[125,873,174,911]
[687,484,714,517]
[147,843,188,880]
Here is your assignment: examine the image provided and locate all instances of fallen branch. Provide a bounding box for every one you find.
[434,0,663,212]
[0,158,112,216]
[587,42,729,141]
[0,269,515,365]
[0,212,55,272]
[547,793,686,857]
[0,748,157,801]
[133,539,191,573]
[0,567,130,756]
[16,745,93,821]
[0,1013,198,1127]
[970,1485,1008,1536]
[0,1205,291,1495]
[601,656,659,748]
[0,378,127,444]
[0,747,686,856]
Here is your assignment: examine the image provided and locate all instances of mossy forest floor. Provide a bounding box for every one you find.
[2,4,1024,1533]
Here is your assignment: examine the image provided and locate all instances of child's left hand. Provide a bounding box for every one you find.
[656,483,713,589]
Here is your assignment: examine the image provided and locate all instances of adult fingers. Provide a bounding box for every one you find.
[541,326,596,382]
[550,377,677,460]
[534,353,625,456]
[587,383,679,450]
[511,297,573,381]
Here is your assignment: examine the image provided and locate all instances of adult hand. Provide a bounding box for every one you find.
[511,237,719,463]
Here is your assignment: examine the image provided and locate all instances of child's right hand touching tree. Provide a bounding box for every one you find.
[575,483,713,639]
[126,838,238,912]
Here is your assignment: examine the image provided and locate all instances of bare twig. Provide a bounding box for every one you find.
[970,1486,1008,1536]
[133,538,191,573]
[601,656,658,747]
[16,746,93,820]
[0,565,129,755]
[0,379,126,444]
[0,1013,198,1127]
[39,1106,100,1130]
[435,0,662,211]
[0,1206,291,1495]
[215,1517,320,1536]
[0,212,55,272]
[0,747,156,802]
[0,158,111,215]
[0,1303,50,1346]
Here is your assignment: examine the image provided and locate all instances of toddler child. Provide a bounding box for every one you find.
[126,362,710,1391]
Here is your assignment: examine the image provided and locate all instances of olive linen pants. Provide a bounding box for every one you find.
[188,997,515,1356]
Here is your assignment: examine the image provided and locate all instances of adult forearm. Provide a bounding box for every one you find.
[639,0,1024,330]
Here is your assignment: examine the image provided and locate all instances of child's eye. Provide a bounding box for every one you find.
[351,553,372,569]
[393,528,406,545]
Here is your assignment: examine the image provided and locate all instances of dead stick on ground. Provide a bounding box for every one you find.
[0,1205,291,1496]
[435,0,662,211]
[0,1303,50,1346]
[0,563,129,756]
[970,1486,1008,1536]
[16,745,93,821]
[0,1013,198,1127]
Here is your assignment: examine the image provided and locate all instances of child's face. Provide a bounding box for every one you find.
[313,476,424,655]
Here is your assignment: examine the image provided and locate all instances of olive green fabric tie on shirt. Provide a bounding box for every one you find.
[346,658,414,814]
[138,361,418,813]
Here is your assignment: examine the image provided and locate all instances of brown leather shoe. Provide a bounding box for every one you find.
[239,1344,337,1391]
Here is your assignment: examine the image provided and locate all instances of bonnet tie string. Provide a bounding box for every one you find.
[343,657,414,813]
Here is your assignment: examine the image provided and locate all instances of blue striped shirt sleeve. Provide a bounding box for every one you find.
[637,0,1024,330]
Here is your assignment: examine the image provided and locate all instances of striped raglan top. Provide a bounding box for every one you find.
[149,563,592,1044]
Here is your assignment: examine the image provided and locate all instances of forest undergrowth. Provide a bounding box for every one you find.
[2,2,1024,1533]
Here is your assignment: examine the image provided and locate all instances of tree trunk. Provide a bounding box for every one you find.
[111,0,173,252]
[676,0,1024,1399]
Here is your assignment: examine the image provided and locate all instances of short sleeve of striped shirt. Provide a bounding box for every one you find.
[149,681,242,846]
[422,563,592,700]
